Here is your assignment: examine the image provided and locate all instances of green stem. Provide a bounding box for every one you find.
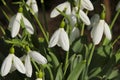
[0,25,6,35]
[1,0,14,14]
[80,24,85,36]
[112,35,120,46]
[32,60,40,72]
[33,14,48,43]
[87,44,95,67]
[41,0,48,31]
[63,51,69,76]
[110,10,120,30]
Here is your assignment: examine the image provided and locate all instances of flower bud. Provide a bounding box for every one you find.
[100,4,106,19]
[18,7,23,13]
[60,20,65,28]
[9,47,15,54]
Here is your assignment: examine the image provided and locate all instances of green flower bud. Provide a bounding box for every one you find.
[18,7,23,13]
[100,4,106,20]
[9,47,15,54]
[60,20,65,28]
[25,46,30,52]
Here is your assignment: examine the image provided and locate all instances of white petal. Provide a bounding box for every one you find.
[50,1,70,18]
[81,0,94,11]
[65,2,71,15]
[70,27,80,42]
[36,78,42,80]
[10,64,16,73]
[9,13,22,38]
[31,0,38,16]
[13,55,26,74]
[29,51,47,64]
[1,54,13,76]
[58,28,69,51]
[26,0,31,6]
[22,16,34,34]
[25,54,32,77]
[104,21,112,40]
[79,10,91,25]
[49,29,60,48]
[26,0,31,10]
[91,20,104,45]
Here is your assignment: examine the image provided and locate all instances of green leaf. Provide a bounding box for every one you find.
[70,54,83,72]
[55,64,63,80]
[67,60,86,80]
[89,67,102,79]
[46,64,54,80]
[49,52,60,67]
[107,69,119,79]
[115,49,120,62]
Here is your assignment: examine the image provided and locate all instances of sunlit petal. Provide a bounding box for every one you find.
[9,13,22,38]
[1,54,13,76]
[25,54,32,77]
[29,51,47,64]
[49,29,60,48]
[36,78,42,80]
[81,0,94,11]
[91,20,104,45]
[104,21,112,40]
[50,1,70,18]
[13,55,26,74]
[58,28,69,51]
[79,10,90,25]
[22,16,34,34]
[31,0,38,16]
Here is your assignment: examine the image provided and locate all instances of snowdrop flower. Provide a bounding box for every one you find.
[8,12,34,38]
[79,10,91,25]
[24,50,47,77]
[81,0,94,11]
[50,1,71,18]
[116,1,120,11]
[1,48,26,76]
[49,28,69,51]
[91,20,112,45]
[26,0,38,16]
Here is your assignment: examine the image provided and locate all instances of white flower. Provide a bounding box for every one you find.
[36,78,42,80]
[24,51,47,77]
[70,27,80,43]
[26,0,38,16]
[91,20,112,45]
[79,10,91,25]
[81,0,94,11]
[116,1,120,11]
[8,12,34,38]
[50,1,71,18]
[1,54,26,76]
[49,28,69,51]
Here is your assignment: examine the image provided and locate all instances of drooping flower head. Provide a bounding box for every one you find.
[8,7,34,38]
[49,27,69,51]
[1,47,26,76]
[23,46,47,77]
[91,5,112,45]
[26,0,38,16]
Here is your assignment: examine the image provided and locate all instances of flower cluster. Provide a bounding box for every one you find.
[1,47,47,77]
